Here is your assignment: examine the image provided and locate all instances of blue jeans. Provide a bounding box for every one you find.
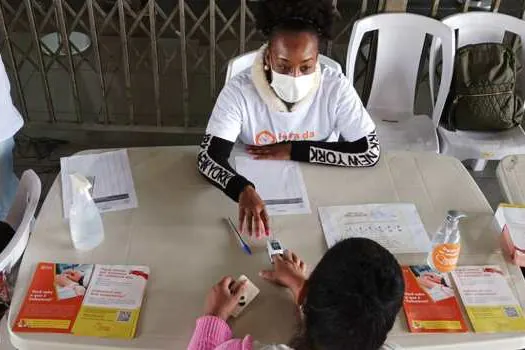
[0,137,18,220]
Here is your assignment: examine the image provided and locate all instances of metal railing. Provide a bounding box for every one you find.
[1,0,524,134]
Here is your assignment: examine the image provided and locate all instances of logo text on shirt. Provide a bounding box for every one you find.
[255,130,316,145]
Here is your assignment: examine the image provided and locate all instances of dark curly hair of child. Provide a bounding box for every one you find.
[292,238,405,350]
[256,0,335,41]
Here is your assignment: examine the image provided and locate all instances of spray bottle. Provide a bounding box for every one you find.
[427,210,467,272]
[69,173,104,251]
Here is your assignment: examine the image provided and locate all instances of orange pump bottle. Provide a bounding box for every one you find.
[427,210,467,273]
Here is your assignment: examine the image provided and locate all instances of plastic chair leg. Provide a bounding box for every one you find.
[470,159,488,172]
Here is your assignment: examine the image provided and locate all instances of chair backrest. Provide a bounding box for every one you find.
[346,13,455,127]
[2,170,41,273]
[225,50,343,83]
[430,12,525,109]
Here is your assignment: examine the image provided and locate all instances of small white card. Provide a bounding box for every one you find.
[232,275,260,318]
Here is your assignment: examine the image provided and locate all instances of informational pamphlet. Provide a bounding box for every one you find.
[452,265,525,333]
[13,263,149,339]
[318,203,431,253]
[402,265,467,333]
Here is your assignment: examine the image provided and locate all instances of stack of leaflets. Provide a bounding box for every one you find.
[13,262,149,339]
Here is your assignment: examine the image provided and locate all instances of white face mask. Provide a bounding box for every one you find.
[270,68,315,103]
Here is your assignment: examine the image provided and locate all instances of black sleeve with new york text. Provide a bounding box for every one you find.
[197,134,253,202]
[290,131,380,167]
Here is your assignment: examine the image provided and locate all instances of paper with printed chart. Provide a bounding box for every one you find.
[452,265,525,332]
[318,203,431,253]
[235,157,311,216]
[60,149,138,218]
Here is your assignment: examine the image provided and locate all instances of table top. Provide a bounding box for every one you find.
[8,146,525,350]
[497,154,525,205]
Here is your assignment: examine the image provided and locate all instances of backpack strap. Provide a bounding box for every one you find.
[503,31,522,73]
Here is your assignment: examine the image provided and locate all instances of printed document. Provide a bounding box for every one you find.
[235,157,310,216]
[318,203,431,253]
[402,265,467,333]
[452,265,525,332]
[61,150,138,218]
[13,262,149,338]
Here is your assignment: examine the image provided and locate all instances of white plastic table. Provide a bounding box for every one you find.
[8,147,525,350]
[497,155,525,204]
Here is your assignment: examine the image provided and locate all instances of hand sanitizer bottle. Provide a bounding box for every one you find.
[69,173,104,250]
[427,210,467,272]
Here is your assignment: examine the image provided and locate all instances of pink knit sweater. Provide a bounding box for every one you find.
[187,316,399,350]
[187,316,254,350]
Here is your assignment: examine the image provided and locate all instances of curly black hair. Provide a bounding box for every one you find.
[256,0,335,41]
[302,238,404,350]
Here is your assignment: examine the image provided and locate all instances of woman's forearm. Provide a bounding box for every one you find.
[197,134,253,202]
[289,131,380,167]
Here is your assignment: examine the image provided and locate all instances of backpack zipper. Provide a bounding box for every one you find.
[455,90,514,99]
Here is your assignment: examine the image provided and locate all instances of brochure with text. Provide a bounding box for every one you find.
[13,262,149,338]
[452,265,525,332]
[402,265,467,333]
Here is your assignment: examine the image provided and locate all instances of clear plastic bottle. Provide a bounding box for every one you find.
[427,210,467,272]
[69,173,104,250]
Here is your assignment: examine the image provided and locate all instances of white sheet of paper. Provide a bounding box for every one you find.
[318,203,431,253]
[60,150,138,218]
[235,157,311,216]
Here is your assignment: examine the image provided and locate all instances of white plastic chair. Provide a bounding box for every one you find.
[3,170,41,274]
[0,315,14,349]
[225,50,343,82]
[0,170,40,350]
[430,12,525,171]
[346,13,455,153]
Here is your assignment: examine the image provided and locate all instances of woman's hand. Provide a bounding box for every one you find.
[204,276,248,321]
[259,250,307,305]
[246,143,292,160]
[239,186,270,238]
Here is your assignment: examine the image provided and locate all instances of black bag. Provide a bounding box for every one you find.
[442,34,524,131]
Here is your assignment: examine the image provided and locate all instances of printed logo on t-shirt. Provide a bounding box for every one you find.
[255,130,277,145]
[255,130,316,145]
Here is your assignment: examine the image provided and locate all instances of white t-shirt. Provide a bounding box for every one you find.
[0,55,23,142]
[206,63,375,146]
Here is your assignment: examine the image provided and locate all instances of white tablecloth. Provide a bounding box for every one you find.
[8,147,525,350]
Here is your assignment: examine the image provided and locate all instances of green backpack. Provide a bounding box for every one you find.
[442,35,524,131]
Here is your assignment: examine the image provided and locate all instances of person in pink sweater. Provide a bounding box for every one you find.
[187,237,405,350]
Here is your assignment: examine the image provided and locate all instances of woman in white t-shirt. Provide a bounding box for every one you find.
[198,0,379,237]
[0,55,23,220]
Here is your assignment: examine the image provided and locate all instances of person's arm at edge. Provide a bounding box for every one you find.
[187,315,253,350]
[197,134,254,202]
[288,130,380,167]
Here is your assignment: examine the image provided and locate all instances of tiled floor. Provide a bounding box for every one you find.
[13,135,507,212]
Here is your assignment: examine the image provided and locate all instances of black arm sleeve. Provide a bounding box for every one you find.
[290,131,380,167]
[197,134,254,202]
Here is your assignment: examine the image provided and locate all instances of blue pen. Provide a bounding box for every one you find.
[226,217,252,255]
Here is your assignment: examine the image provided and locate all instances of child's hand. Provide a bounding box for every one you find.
[204,276,248,321]
[259,250,307,304]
